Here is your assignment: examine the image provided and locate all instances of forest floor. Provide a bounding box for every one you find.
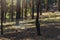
[0,12,60,40]
[0,26,60,40]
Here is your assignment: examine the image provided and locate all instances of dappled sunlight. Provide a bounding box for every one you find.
[56,17,60,19]
[0,0,60,40]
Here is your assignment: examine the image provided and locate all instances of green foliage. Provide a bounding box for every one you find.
[6,12,10,18]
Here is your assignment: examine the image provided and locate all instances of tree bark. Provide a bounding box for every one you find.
[25,0,27,19]
[1,0,4,35]
[39,0,42,15]
[11,0,14,21]
[45,0,49,12]
[21,0,23,20]
[31,0,34,19]
[36,0,41,36]
[16,0,21,25]
[4,0,6,22]
[58,0,60,11]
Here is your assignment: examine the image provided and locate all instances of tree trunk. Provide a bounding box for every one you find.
[4,0,6,22]
[39,0,42,15]
[45,0,49,12]
[1,0,4,35]
[25,0,27,19]
[31,0,34,19]
[16,0,21,25]
[11,0,14,21]
[21,0,23,20]
[36,0,41,36]
[58,0,60,11]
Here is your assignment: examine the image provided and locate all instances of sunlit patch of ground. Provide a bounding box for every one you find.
[0,27,60,40]
[0,12,60,40]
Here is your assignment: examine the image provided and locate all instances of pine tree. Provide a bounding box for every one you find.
[25,0,27,19]
[11,0,14,21]
[31,0,34,19]
[36,0,41,36]
[58,0,60,11]
[16,0,21,25]
[1,0,4,35]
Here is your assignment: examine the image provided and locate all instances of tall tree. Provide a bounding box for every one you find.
[45,0,49,12]
[21,0,23,20]
[31,0,34,19]
[25,0,27,19]
[4,0,6,22]
[58,0,60,11]
[11,0,14,21]
[36,0,41,36]
[39,0,42,15]
[1,0,4,35]
[16,0,21,25]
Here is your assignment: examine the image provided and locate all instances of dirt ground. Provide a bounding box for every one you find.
[0,26,60,40]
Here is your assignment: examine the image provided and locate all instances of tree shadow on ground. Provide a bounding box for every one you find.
[0,26,60,40]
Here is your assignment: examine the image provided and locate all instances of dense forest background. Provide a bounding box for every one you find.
[0,0,60,40]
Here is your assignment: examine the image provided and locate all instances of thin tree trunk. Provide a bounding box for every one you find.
[11,0,14,21]
[21,0,23,20]
[31,0,34,19]
[39,0,42,15]
[25,0,27,19]
[45,0,49,12]
[16,0,21,25]
[4,0,6,22]
[58,0,60,11]
[36,0,41,36]
[1,0,4,35]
